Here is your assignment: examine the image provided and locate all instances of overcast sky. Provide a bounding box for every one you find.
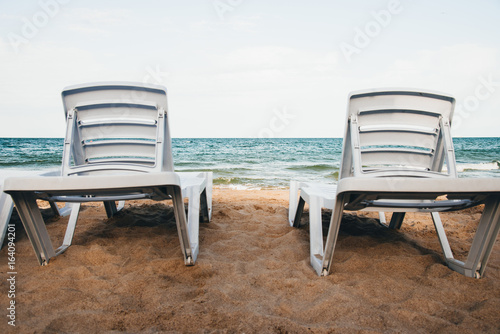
[1,0,499,138]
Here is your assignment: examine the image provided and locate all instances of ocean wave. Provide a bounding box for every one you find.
[193,167,253,175]
[286,164,336,172]
[213,176,290,189]
[213,177,262,190]
[213,176,255,185]
[455,161,499,172]
[326,171,339,180]
[0,159,62,168]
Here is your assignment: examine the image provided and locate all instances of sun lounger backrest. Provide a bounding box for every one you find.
[61,82,174,176]
[341,89,456,179]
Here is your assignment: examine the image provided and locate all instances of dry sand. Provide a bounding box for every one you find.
[1,188,499,333]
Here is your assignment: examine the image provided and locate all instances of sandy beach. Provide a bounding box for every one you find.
[1,188,499,333]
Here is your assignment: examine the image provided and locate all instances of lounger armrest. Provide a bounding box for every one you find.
[178,172,208,190]
[3,172,181,193]
[337,178,500,196]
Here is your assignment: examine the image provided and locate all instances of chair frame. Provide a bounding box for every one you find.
[290,88,500,278]
[4,82,212,266]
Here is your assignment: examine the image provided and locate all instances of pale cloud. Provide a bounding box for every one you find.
[218,46,339,72]
[65,7,133,25]
[0,14,23,20]
[391,44,498,80]
[0,41,100,102]
[338,43,500,97]
[190,15,261,33]
[164,46,341,138]
[62,7,134,35]
[0,39,104,136]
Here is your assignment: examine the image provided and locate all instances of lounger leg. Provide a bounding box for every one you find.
[103,200,126,218]
[309,195,325,274]
[55,203,81,255]
[288,181,299,226]
[319,194,346,276]
[389,212,405,229]
[288,181,304,227]
[430,212,455,261]
[463,196,500,278]
[0,191,14,248]
[56,202,72,217]
[200,189,210,223]
[48,200,62,217]
[431,197,500,278]
[170,186,195,265]
[103,200,118,218]
[10,192,56,265]
[378,212,387,227]
[205,172,213,221]
[185,185,200,262]
[293,197,306,228]
[117,200,125,211]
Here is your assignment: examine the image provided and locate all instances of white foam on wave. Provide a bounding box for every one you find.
[215,184,262,190]
[455,162,499,172]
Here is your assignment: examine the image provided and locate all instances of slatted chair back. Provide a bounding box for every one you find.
[340,89,456,179]
[61,82,173,176]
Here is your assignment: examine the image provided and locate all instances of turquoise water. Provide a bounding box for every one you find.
[0,138,499,189]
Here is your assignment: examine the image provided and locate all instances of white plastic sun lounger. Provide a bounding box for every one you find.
[4,82,212,266]
[289,88,500,278]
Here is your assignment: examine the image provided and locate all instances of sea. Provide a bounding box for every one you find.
[0,137,499,189]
